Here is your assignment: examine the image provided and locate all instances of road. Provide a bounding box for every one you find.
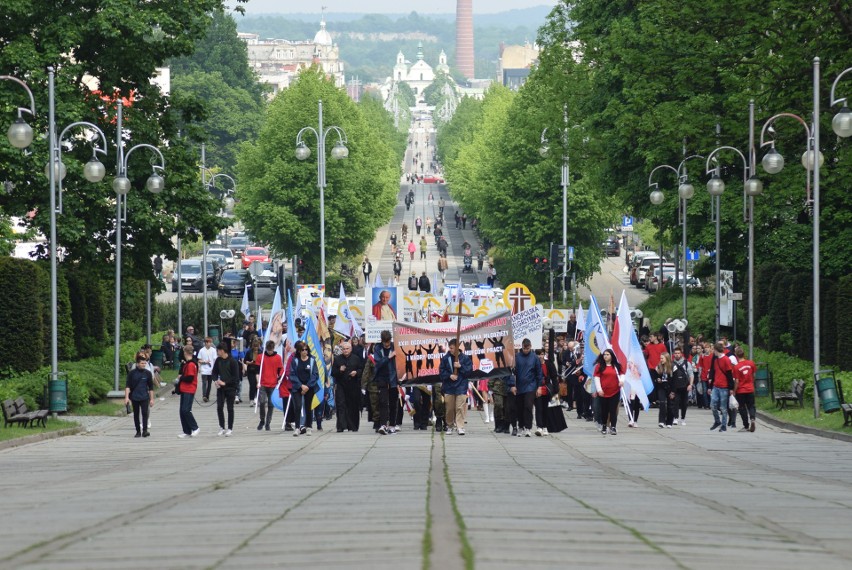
[2,399,852,569]
[578,253,649,309]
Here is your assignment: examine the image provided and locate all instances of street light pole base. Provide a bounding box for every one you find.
[107,390,125,399]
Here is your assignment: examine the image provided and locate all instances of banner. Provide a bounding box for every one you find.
[365,285,406,342]
[392,311,515,384]
[512,305,543,350]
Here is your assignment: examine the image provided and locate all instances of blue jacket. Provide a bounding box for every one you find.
[289,356,319,392]
[373,343,398,387]
[514,350,542,394]
[439,351,473,395]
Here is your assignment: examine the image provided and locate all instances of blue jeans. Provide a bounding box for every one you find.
[179,392,198,434]
[711,387,729,428]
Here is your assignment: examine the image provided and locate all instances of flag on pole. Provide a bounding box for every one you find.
[303,316,326,410]
[240,285,251,321]
[335,283,353,337]
[575,303,585,342]
[286,290,298,347]
[263,286,283,353]
[374,271,384,288]
[582,295,610,378]
[612,291,653,410]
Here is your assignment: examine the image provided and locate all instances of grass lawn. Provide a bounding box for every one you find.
[0,418,80,442]
[73,400,125,416]
[756,396,852,433]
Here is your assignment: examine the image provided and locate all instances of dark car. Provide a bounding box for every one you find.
[171,260,220,292]
[217,269,255,300]
[602,238,621,257]
[229,236,250,258]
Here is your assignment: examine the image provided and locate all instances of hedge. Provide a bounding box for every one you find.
[0,257,46,374]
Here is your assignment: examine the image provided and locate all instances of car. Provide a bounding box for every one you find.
[602,238,620,257]
[422,175,444,184]
[628,251,658,284]
[664,272,702,289]
[217,269,255,300]
[207,247,235,269]
[253,261,278,288]
[635,257,665,288]
[646,264,676,292]
[241,246,271,269]
[229,236,250,258]
[171,260,220,292]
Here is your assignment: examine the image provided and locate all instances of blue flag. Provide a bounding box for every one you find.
[583,295,611,378]
[303,316,327,410]
[286,289,299,347]
[263,286,282,353]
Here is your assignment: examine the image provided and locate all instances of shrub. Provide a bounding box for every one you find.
[0,258,45,374]
[154,296,242,336]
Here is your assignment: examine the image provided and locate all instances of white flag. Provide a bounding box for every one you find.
[374,271,384,288]
[240,285,251,320]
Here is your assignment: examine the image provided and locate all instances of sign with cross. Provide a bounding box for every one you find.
[503,282,536,314]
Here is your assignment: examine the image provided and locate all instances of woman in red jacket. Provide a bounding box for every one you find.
[733,346,757,432]
[256,340,285,431]
[594,349,625,436]
[177,345,199,438]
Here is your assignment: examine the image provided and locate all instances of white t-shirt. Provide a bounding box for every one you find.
[198,346,217,375]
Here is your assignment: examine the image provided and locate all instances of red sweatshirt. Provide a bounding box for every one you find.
[257,351,285,388]
[179,360,198,394]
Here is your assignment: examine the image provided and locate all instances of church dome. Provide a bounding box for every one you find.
[313,18,332,46]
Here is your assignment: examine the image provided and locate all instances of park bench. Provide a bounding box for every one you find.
[2,399,31,428]
[13,397,49,428]
[774,379,805,410]
[837,380,852,427]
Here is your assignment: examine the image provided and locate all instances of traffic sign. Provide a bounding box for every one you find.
[729,292,743,301]
[568,246,574,261]
[686,248,701,261]
[248,260,265,278]
[622,216,634,231]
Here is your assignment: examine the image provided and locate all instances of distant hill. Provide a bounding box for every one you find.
[235,7,551,83]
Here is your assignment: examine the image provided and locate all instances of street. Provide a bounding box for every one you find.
[579,253,649,309]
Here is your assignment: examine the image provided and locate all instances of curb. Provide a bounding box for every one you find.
[756,410,852,443]
[0,425,84,451]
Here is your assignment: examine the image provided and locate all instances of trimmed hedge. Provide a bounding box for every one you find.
[0,258,46,374]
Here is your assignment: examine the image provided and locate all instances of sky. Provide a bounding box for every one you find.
[240,0,557,15]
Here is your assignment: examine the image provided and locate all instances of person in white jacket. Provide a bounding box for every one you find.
[198,337,217,402]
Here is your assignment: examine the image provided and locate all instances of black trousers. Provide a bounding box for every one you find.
[302,386,317,428]
[736,392,756,427]
[628,397,642,424]
[247,372,258,402]
[672,386,689,420]
[336,379,361,431]
[534,395,549,428]
[290,391,304,428]
[217,388,235,430]
[506,392,518,427]
[516,391,534,430]
[131,399,149,434]
[377,382,390,427]
[600,394,620,428]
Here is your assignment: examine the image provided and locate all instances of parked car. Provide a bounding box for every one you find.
[602,238,621,257]
[253,261,278,288]
[241,246,271,269]
[422,175,444,184]
[229,236,250,258]
[207,247,235,269]
[217,269,255,300]
[664,272,702,289]
[645,264,676,292]
[628,251,658,284]
[171,259,220,292]
[635,257,665,288]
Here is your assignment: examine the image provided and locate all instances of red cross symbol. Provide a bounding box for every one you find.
[508,287,531,313]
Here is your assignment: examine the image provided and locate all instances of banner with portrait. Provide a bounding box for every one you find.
[365,285,406,343]
[392,311,515,385]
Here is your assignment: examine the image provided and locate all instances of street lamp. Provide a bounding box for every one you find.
[199,156,236,338]
[647,154,703,322]
[704,144,759,342]
[295,99,348,287]
[540,104,571,306]
[111,100,166,394]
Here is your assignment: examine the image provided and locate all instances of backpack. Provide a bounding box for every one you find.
[408,276,418,289]
[671,361,690,389]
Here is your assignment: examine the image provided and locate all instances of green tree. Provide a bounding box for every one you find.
[235,69,400,281]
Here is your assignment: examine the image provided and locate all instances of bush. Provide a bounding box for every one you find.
[0,258,45,374]
[154,296,243,337]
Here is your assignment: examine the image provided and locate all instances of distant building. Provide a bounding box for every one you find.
[497,42,540,90]
[393,42,451,95]
[456,0,475,80]
[239,15,345,97]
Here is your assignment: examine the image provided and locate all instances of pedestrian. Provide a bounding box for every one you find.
[415,216,422,235]
[438,254,448,282]
[362,256,372,287]
[390,232,397,248]
[333,341,363,432]
[407,271,418,291]
[534,350,558,436]
[655,352,673,428]
[733,346,757,432]
[670,346,694,425]
[709,341,734,432]
[461,213,467,229]
[477,247,484,271]
[289,340,319,436]
[455,211,461,229]
[125,351,154,438]
[440,338,473,435]
[153,255,163,279]
[511,338,542,437]
[211,342,240,437]
[426,217,432,234]
[486,264,497,287]
[256,340,284,431]
[393,256,403,286]
[418,271,431,293]
[408,239,416,261]
[420,236,428,259]
[594,349,625,435]
[176,345,200,438]
[428,191,433,204]
[489,376,508,433]
[373,330,400,435]
[243,337,261,406]
[438,198,445,216]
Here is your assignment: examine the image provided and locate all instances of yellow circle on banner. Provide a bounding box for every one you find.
[423,295,443,307]
[547,309,565,320]
[350,305,364,319]
[495,300,508,311]
[475,305,491,317]
[502,283,536,314]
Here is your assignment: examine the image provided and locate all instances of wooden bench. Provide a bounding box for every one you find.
[837,380,852,427]
[2,399,31,428]
[12,397,49,428]
[774,379,805,410]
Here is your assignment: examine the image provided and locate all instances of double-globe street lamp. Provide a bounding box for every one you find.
[539,104,571,307]
[295,99,348,287]
[200,158,236,338]
[1,69,109,408]
[647,153,703,323]
[111,99,166,394]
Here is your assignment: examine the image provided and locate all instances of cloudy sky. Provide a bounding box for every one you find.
[241,0,557,15]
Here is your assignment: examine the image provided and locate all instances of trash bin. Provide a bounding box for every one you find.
[208,325,221,346]
[754,363,770,397]
[150,349,164,369]
[48,373,68,413]
[816,370,840,414]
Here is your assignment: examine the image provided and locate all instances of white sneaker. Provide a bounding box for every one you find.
[524,429,531,437]
[680,419,685,426]
[542,428,548,436]
[458,427,465,435]
[628,421,635,428]
[147,420,152,429]
[191,428,200,437]
[535,427,543,437]
[306,427,312,436]
[177,433,189,439]
[658,423,664,428]
[489,415,495,423]
[484,417,490,423]
[293,430,300,437]
[666,425,672,429]
[217,429,226,437]
[673,419,678,425]
[224,429,232,437]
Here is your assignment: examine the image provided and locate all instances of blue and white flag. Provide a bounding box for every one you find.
[582,295,611,379]
[303,316,327,410]
[374,271,384,288]
[240,285,251,321]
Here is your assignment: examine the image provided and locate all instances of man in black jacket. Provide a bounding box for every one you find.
[418,272,431,293]
[211,342,240,436]
[333,342,364,432]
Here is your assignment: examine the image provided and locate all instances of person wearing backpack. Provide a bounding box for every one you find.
[670,347,695,426]
[709,341,734,432]
[177,345,200,438]
[408,272,418,291]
